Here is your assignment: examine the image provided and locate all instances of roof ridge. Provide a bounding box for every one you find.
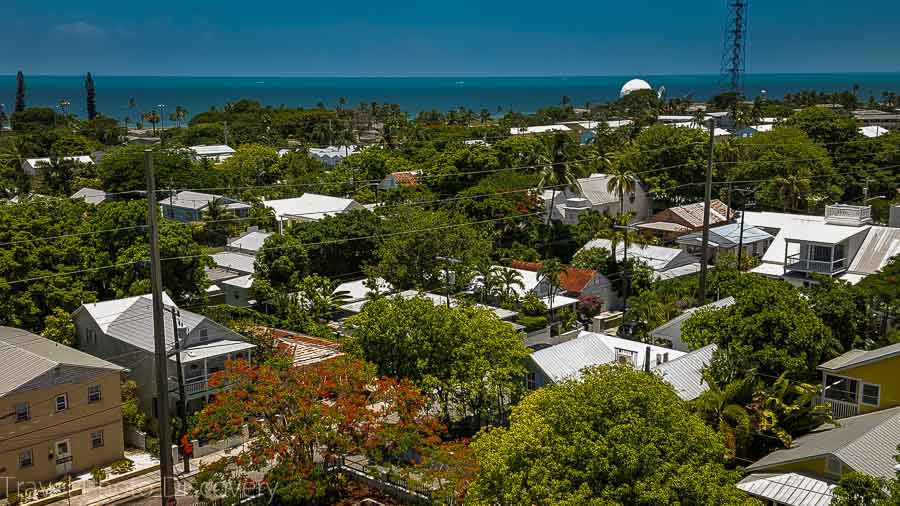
[840,406,900,449]
[0,335,59,368]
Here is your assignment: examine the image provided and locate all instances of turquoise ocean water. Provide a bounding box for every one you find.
[3,73,900,121]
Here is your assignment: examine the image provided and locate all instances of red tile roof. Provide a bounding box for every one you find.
[390,171,418,187]
[509,260,598,295]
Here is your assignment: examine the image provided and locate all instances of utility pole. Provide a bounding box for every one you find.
[698,119,716,304]
[223,120,229,146]
[145,150,176,506]
[170,308,191,473]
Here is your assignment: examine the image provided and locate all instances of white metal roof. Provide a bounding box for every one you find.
[79,293,176,333]
[737,473,834,506]
[71,187,107,204]
[264,194,361,221]
[189,145,235,156]
[540,294,579,309]
[159,190,247,211]
[509,124,571,135]
[221,274,253,289]
[859,125,890,138]
[211,251,256,275]
[226,230,272,253]
[340,289,517,320]
[308,145,358,159]
[25,155,93,166]
[581,239,691,272]
[179,340,254,363]
[652,344,717,401]
[335,278,392,303]
[846,226,900,275]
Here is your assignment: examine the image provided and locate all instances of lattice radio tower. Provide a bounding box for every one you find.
[720,0,749,95]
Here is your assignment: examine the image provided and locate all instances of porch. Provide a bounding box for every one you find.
[784,240,847,276]
[179,340,255,402]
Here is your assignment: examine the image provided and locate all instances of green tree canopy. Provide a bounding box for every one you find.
[468,365,755,505]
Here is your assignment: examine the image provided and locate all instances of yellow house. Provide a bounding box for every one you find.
[817,341,900,419]
[0,327,125,497]
[739,406,900,506]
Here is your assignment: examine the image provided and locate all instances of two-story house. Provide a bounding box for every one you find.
[739,406,900,506]
[72,294,255,429]
[816,342,900,420]
[0,327,124,495]
[541,173,652,225]
[506,260,620,312]
[635,199,733,243]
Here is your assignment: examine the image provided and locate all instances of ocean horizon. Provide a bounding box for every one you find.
[4,72,900,121]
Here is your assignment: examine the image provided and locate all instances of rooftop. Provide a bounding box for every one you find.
[737,473,834,506]
[510,124,571,135]
[818,341,900,372]
[211,251,256,275]
[226,229,273,254]
[652,344,717,401]
[676,222,773,248]
[71,187,108,205]
[509,260,599,294]
[0,327,122,397]
[650,297,735,345]
[745,406,900,479]
[159,190,248,211]
[264,194,361,221]
[189,145,236,156]
[340,289,517,321]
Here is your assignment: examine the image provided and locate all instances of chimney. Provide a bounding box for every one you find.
[644,346,651,372]
[890,204,900,228]
[176,325,188,341]
[663,352,669,363]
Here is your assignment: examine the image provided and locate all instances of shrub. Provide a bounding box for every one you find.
[145,437,160,459]
[517,314,548,332]
[110,458,135,475]
[7,492,20,505]
[91,466,107,485]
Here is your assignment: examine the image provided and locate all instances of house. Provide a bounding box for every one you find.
[541,173,652,225]
[225,227,272,256]
[339,289,518,322]
[70,187,108,205]
[73,294,255,424]
[745,205,900,286]
[188,144,235,162]
[579,239,703,280]
[636,199,734,243]
[675,222,774,264]
[509,124,571,136]
[159,191,250,222]
[859,125,890,138]
[378,170,419,191]
[22,156,93,177]
[734,123,775,138]
[263,194,364,232]
[335,278,393,304]
[0,327,124,494]
[559,120,634,144]
[652,344,718,401]
[817,341,900,420]
[739,406,900,506]
[308,146,358,166]
[525,331,690,391]
[649,297,735,351]
[508,260,621,312]
[271,329,345,368]
[853,109,900,130]
[221,274,254,307]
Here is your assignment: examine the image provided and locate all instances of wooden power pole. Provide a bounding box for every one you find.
[145,150,176,505]
[697,119,716,304]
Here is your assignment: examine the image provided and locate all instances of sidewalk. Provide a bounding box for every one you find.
[45,446,243,506]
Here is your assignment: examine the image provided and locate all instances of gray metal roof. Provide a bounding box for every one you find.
[159,191,248,211]
[226,230,272,253]
[847,226,900,275]
[529,333,614,382]
[650,297,735,344]
[652,344,717,401]
[0,327,121,397]
[746,406,900,479]
[737,473,834,506]
[676,223,773,248]
[818,341,900,372]
[71,187,107,205]
[212,251,256,275]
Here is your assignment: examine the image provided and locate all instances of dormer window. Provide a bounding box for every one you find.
[198,328,208,342]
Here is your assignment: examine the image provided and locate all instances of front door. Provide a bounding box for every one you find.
[55,439,72,476]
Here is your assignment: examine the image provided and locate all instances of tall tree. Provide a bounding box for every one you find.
[85,72,97,120]
[469,365,755,505]
[537,132,579,225]
[15,71,25,113]
[0,104,6,136]
[606,163,638,214]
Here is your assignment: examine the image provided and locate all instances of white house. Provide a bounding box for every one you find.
[509,124,571,136]
[541,173,652,225]
[189,145,235,162]
[22,156,93,176]
[263,194,364,232]
[72,294,255,422]
[744,205,900,286]
[579,239,703,280]
[308,146,358,166]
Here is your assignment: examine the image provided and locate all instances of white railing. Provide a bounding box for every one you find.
[184,379,208,396]
[785,254,846,274]
[825,205,872,225]
[822,397,859,419]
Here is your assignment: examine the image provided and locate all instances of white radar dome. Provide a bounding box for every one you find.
[619,78,652,98]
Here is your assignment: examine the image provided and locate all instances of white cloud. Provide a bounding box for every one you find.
[53,21,105,39]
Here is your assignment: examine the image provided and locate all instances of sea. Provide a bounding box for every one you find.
[3,73,900,122]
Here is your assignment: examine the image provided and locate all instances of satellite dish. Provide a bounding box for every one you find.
[657,86,667,100]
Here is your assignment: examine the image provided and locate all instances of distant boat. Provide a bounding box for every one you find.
[256,81,265,84]
[455,81,465,85]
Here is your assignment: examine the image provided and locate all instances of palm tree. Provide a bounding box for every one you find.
[338,96,347,111]
[497,268,524,305]
[479,108,491,125]
[774,172,812,211]
[537,133,579,226]
[538,259,565,323]
[474,261,501,304]
[123,115,131,131]
[143,110,161,134]
[606,164,638,215]
[695,373,755,460]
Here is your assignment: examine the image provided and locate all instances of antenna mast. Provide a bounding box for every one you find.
[720,0,749,95]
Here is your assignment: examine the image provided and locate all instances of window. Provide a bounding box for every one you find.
[811,245,832,262]
[18,449,33,468]
[91,430,104,449]
[198,328,208,342]
[15,402,29,422]
[862,384,880,406]
[826,455,842,477]
[55,393,68,411]
[88,385,102,403]
[824,375,858,404]
[526,372,537,390]
[615,348,637,366]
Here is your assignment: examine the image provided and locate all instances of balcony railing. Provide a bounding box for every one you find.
[184,378,209,396]
[785,253,846,275]
[825,205,872,226]
[820,396,859,419]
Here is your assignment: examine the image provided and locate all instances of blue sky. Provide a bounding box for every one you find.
[2,0,898,76]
